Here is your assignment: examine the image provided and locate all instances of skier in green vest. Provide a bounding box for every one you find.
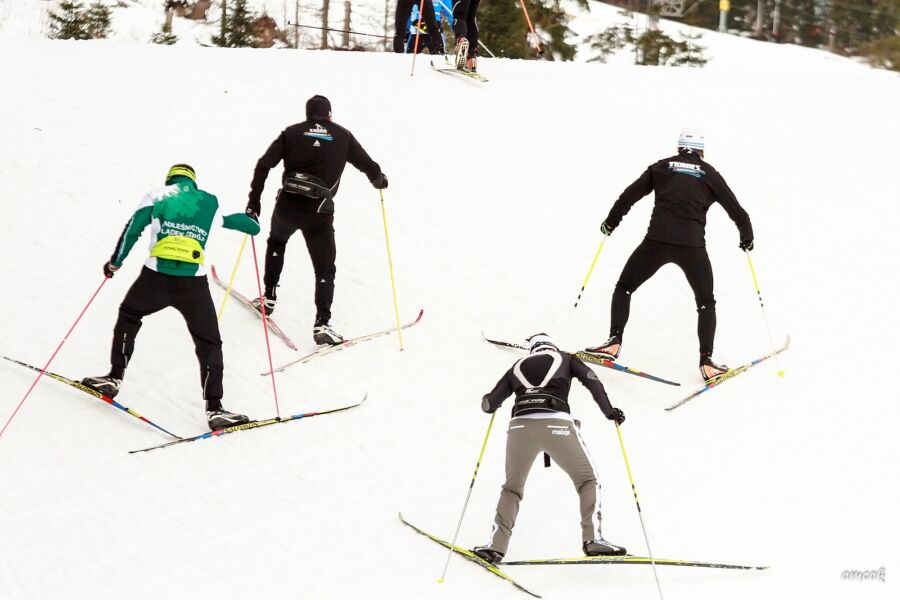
[82,164,262,431]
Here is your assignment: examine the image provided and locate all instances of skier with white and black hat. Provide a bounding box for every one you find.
[585,129,754,382]
[472,333,627,564]
[246,95,388,346]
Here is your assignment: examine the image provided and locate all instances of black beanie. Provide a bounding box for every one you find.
[306,95,332,119]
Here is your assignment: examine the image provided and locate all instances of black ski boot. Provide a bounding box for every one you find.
[313,319,344,346]
[81,374,122,398]
[584,335,622,360]
[583,538,627,556]
[472,546,505,564]
[700,354,730,382]
[250,296,276,317]
[206,408,250,431]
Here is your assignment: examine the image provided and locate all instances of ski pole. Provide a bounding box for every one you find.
[379,190,405,350]
[250,237,281,419]
[517,0,545,56]
[744,250,785,377]
[0,277,109,442]
[409,0,428,76]
[439,411,496,583]
[616,424,664,600]
[217,234,248,322]
[573,234,608,309]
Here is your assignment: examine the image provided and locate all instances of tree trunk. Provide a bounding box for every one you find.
[342,1,350,49]
[189,0,212,21]
[321,0,330,49]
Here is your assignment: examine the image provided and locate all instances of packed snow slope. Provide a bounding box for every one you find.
[1,38,898,600]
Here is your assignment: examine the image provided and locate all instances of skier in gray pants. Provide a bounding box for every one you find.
[472,333,627,564]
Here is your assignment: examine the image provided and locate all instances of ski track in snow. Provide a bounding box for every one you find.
[0,33,898,600]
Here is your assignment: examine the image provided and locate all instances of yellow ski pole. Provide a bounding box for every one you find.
[616,424,664,600]
[217,234,249,322]
[744,250,785,377]
[573,234,608,309]
[379,190,404,350]
[438,412,496,584]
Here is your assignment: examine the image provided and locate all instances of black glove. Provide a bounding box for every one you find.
[601,221,615,236]
[739,239,754,251]
[246,201,260,219]
[371,173,388,190]
[481,395,495,414]
[103,261,119,278]
[608,407,625,425]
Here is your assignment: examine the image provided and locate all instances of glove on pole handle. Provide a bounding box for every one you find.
[616,424,664,600]
[438,411,496,583]
[518,0,545,56]
[1,276,109,442]
[409,0,428,76]
[379,190,405,350]
[745,250,785,377]
[250,237,281,419]
[573,234,608,310]
[217,234,249,322]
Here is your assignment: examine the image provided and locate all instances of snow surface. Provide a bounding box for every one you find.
[1,31,899,600]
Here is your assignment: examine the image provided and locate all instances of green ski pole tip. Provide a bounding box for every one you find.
[778,370,785,377]
[437,578,444,583]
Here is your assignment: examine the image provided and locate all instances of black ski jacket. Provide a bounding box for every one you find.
[483,350,615,418]
[605,150,753,247]
[248,119,382,212]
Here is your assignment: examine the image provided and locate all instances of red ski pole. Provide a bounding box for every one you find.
[518,0,545,56]
[409,0,428,76]
[250,237,281,419]
[1,276,110,441]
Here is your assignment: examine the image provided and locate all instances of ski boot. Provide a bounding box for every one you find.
[584,335,621,360]
[81,374,122,398]
[454,37,469,70]
[250,295,276,317]
[472,546,505,564]
[465,56,478,73]
[313,320,344,346]
[207,408,250,431]
[700,355,730,382]
[583,538,627,556]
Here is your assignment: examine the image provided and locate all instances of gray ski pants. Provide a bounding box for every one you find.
[488,417,602,554]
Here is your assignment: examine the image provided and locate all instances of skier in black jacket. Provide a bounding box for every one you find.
[585,130,754,382]
[472,334,627,564]
[246,95,387,346]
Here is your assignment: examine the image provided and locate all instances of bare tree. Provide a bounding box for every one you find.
[321,0,330,49]
[342,1,350,49]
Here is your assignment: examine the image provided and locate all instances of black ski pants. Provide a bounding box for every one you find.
[264,200,337,324]
[453,0,481,57]
[110,267,224,410]
[395,0,443,53]
[610,239,717,355]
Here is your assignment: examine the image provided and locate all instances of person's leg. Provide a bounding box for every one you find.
[394,0,415,52]
[263,199,301,302]
[675,246,716,355]
[171,276,225,412]
[487,419,541,555]
[609,239,671,340]
[420,0,444,53]
[109,268,170,379]
[544,420,603,542]
[467,0,481,57]
[452,0,471,40]
[298,213,337,325]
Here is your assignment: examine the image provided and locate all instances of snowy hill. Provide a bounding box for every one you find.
[1,30,899,600]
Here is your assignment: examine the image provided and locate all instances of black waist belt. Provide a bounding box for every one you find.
[282,171,336,214]
[512,392,570,417]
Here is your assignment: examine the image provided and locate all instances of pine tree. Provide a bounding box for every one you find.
[475,0,586,60]
[48,1,91,40]
[212,0,258,47]
[85,2,112,39]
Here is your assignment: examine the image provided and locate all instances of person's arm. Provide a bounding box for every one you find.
[481,369,514,413]
[347,133,383,184]
[222,212,261,236]
[108,195,154,267]
[603,167,654,231]
[707,169,753,245]
[569,356,615,418]
[247,132,286,216]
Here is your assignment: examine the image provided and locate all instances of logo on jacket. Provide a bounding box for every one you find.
[304,124,334,141]
[667,161,706,178]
